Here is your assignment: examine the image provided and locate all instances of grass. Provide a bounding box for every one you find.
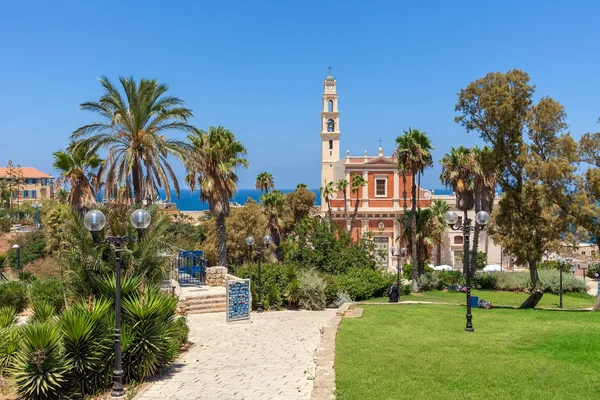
[363,289,596,309]
[336,304,600,400]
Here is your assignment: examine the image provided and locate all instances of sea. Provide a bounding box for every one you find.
[157,188,453,211]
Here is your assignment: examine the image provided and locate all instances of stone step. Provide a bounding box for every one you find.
[186,302,226,311]
[185,296,227,306]
[186,303,227,314]
[185,293,226,301]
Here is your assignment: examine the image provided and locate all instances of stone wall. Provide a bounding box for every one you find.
[206,266,228,287]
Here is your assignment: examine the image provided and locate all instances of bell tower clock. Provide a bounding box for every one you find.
[320,66,340,189]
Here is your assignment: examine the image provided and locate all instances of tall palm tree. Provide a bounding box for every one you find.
[428,199,451,266]
[71,76,195,204]
[397,208,442,275]
[52,142,103,212]
[296,183,308,189]
[261,189,286,257]
[335,178,349,230]
[349,174,368,239]
[255,172,275,194]
[470,146,498,274]
[395,128,433,291]
[319,180,336,226]
[440,146,477,274]
[185,126,249,267]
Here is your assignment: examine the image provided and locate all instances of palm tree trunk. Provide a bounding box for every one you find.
[327,199,333,228]
[436,243,442,266]
[215,213,228,267]
[470,228,480,276]
[343,191,348,232]
[349,195,361,241]
[402,171,407,211]
[520,259,544,308]
[132,158,142,204]
[411,173,418,292]
[417,172,424,276]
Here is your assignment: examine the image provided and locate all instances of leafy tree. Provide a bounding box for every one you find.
[71,76,194,203]
[285,186,316,226]
[395,128,433,291]
[185,126,249,267]
[349,174,367,239]
[319,180,336,227]
[335,178,349,228]
[296,183,308,189]
[397,207,443,278]
[455,69,568,308]
[53,142,103,212]
[261,190,287,254]
[255,172,275,194]
[472,146,499,268]
[428,199,451,266]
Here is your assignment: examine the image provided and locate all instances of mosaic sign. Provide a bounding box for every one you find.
[226,279,251,322]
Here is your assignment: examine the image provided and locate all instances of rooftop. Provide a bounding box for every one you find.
[0,167,53,179]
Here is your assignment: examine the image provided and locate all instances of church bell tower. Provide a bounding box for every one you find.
[320,67,340,189]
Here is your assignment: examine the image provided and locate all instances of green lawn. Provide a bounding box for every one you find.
[336,304,600,400]
[364,289,596,309]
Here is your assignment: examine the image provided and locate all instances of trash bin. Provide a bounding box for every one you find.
[470,296,479,308]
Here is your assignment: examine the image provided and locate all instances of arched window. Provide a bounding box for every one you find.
[328,140,333,150]
[328,100,333,112]
[454,236,464,245]
[327,119,335,132]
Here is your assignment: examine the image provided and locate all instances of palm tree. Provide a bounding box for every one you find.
[71,76,195,204]
[440,146,477,274]
[320,180,336,226]
[470,146,498,274]
[349,174,368,239]
[296,183,308,189]
[261,190,286,257]
[52,142,103,212]
[185,126,249,267]
[429,199,451,266]
[335,178,349,230]
[397,208,442,275]
[395,128,433,291]
[255,172,275,194]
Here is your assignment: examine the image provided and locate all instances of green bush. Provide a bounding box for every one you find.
[538,260,571,272]
[418,273,444,291]
[587,262,600,278]
[321,274,339,306]
[29,278,64,312]
[471,271,587,294]
[339,268,394,301]
[538,270,587,294]
[0,280,28,313]
[235,263,296,310]
[0,306,17,329]
[0,325,20,375]
[436,271,463,286]
[30,301,56,324]
[0,217,11,233]
[402,263,433,281]
[7,229,48,269]
[283,278,301,308]
[473,273,498,290]
[298,270,326,311]
[172,316,190,348]
[330,290,352,307]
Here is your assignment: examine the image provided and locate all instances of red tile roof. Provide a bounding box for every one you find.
[0,167,53,179]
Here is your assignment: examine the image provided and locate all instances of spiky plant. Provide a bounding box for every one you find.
[91,274,142,305]
[0,306,17,329]
[11,323,68,400]
[0,325,20,375]
[30,301,56,324]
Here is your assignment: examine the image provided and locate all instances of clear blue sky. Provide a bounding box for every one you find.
[1,1,599,190]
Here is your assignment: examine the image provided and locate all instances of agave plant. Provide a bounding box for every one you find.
[11,323,69,400]
[91,274,142,305]
[0,253,8,281]
[30,301,57,324]
[0,326,20,375]
[0,306,17,329]
[60,298,113,397]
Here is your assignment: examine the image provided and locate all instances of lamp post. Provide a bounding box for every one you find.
[444,210,490,332]
[245,235,272,313]
[578,264,587,283]
[84,208,151,399]
[32,201,41,230]
[556,257,566,309]
[390,246,406,301]
[12,244,20,280]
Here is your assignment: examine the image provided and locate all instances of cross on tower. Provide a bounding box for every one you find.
[378,138,384,147]
[328,66,332,75]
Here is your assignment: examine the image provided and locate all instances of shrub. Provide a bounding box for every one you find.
[321,274,339,306]
[0,306,17,329]
[0,217,11,233]
[283,278,301,308]
[235,263,294,310]
[330,290,352,308]
[11,323,69,400]
[30,301,56,324]
[172,316,190,348]
[402,263,433,281]
[436,271,463,286]
[538,270,587,294]
[400,284,412,296]
[0,281,28,313]
[587,262,600,279]
[338,268,393,301]
[298,270,326,311]
[473,273,498,290]
[471,270,587,294]
[7,229,48,269]
[29,278,65,312]
[0,325,20,375]
[539,260,571,272]
[418,273,444,292]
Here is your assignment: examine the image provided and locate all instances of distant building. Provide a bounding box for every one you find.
[0,167,54,202]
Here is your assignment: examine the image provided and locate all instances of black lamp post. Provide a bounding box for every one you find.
[246,234,272,313]
[445,210,490,332]
[557,257,566,309]
[390,246,406,301]
[578,264,587,283]
[12,244,20,280]
[84,208,151,399]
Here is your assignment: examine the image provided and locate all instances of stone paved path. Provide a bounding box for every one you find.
[136,310,337,400]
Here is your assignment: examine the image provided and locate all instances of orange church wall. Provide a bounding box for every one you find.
[369,199,394,207]
[368,219,394,230]
[367,172,394,199]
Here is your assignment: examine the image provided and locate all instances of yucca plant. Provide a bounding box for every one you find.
[121,288,178,382]
[91,274,142,304]
[0,325,20,375]
[30,301,56,324]
[60,298,113,397]
[11,323,68,400]
[0,306,17,329]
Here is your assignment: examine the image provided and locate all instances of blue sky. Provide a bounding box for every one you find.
[1,1,599,191]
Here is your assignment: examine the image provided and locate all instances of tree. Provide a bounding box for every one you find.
[395,128,433,291]
[52,142,103,212]
[455,69,568,308]
[349,174,367,239]
[261,189,287,256]
[255,172,274,194]
[71,76,195,203]
[428,199,451,266]
[296,183,308,189]
[319,180,336,227]
[335,178,349,229]
[397,207,442,277]
[286,187,316,226]
[185,126,249,267]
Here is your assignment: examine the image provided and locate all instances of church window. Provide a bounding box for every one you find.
[328,100,333,112]
[375,176,387,197]
[454,236,464,245]
[328,140,333,150]
[327,119,335,132]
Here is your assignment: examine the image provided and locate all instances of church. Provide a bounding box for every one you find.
[318,70,504,270]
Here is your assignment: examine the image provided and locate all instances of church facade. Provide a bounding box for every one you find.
[318,71,504,269]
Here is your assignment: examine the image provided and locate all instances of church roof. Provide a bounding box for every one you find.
[325,74,335,81]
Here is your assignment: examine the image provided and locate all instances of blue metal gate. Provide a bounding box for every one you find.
[177,250,206,285]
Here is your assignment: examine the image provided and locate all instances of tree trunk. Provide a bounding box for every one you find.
[436,243,442,266]
[132,158,142,204]
[343,191,348,232]
[349,195,360,241]
[411,173,418,292]
[417,172,424,276]
[519,259,544,308]
[215,213,228,267]
[485,232,489,264]
[327,198,333,228]
[402,171,407,211]
[470,228,480,277]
